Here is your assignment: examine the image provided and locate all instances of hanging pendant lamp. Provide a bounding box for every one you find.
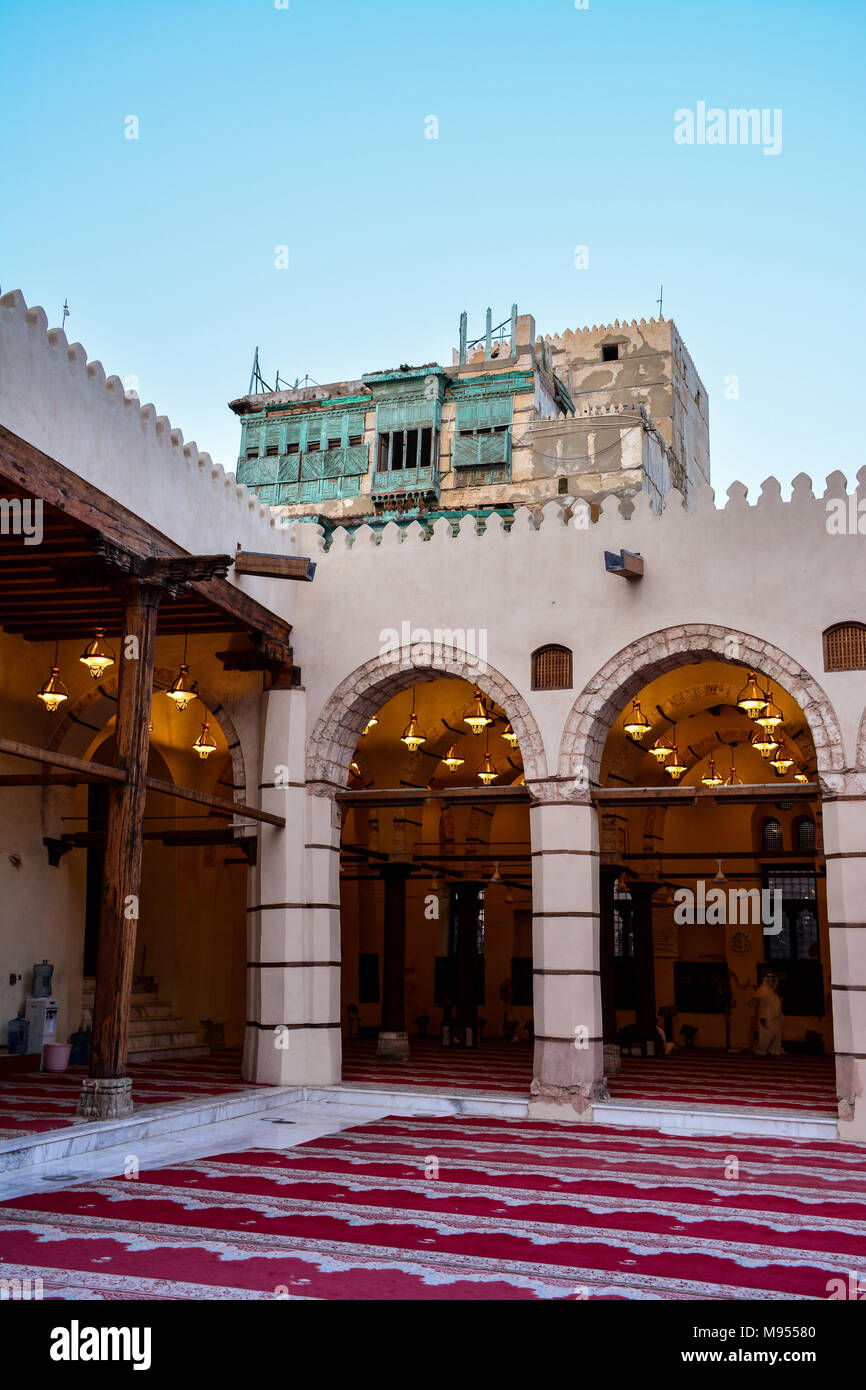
[166,634,198,712]
[664,745,687,780]
[477,730,498,785]
[649,729,676,763]
[751,726,779,756]
[361,714,378,737]
[624,699,651,742]
[37,642,68,713]
[502,723,519,749]
[80,626,115,679]
[736,671,768,715]
[400,694,426,753]
[701,756,723,788]
[463,689,492,735]
[442,743,465,772]
[754,688,783,730]
[725,754,743,786]
[192,719,216,760]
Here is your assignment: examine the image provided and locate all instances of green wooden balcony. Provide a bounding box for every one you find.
[371,466,440,501]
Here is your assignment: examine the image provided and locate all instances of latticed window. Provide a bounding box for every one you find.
[762,818,783,852]
[795,817,816,852]
[532,644,573,690]
[824,622,866,671]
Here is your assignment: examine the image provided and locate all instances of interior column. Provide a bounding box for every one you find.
[452,882,481,1045]
[628,879,659,1035]
[77,579,159,1120]
[599,864,623,1074]
[529,798,605,1121]
[377,861,413,1059]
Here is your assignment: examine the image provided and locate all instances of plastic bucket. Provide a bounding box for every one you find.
[42,1043,72,1073]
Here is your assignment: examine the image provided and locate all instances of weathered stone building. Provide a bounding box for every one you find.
[229,307,709,532]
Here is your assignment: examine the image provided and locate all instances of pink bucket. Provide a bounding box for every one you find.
[42,1043,72,1073]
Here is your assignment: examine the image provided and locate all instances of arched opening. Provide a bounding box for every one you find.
[591,657,836,1118]
[336,674,535,1092]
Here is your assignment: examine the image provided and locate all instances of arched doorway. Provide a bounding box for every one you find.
[338,675,534,1089]
[572,645,838,1119]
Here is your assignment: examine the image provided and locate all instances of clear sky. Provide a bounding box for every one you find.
[1,0,863,497]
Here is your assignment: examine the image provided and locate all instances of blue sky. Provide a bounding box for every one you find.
[1,0,863,495]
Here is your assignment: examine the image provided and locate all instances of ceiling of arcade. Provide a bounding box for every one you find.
[341,677,531,893]
[600,661,817,791]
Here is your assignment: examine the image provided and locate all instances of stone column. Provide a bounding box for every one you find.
[377,862,413,1059]
[628,880,660,1034]
[453,882,481,1045]
[823,779,866,1142]
[529,799,605,1121]
[244,684,341,1086]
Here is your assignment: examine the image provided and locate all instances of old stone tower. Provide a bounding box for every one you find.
[229,307,709,534]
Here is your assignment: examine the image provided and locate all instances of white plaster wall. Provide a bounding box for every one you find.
[292,482,866,778]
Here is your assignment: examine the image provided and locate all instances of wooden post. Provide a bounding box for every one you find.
[77,580,160,1120]
[376,863,412,1060]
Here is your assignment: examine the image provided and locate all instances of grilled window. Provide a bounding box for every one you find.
[795,817,816,852]
[762,818,783,852]
[532,644,573,691]
[823,622,866,671]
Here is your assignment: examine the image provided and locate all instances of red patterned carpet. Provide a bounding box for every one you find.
[0,1053,261,1140]
[0,1045,838,1140]
[1,1114,863,1300]
[341,1039,837,1116]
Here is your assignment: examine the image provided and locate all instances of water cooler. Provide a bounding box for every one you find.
[24,997,59,1068]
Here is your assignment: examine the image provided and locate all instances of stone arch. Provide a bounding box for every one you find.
[307,647,548,788]
[39,667,248,837]
[558,624,845,785]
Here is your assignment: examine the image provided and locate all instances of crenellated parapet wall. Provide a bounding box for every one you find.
[0,289,297,566]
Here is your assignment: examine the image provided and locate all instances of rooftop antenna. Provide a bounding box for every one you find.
[248,346,273,395]
[656,284,664,319]
[61,298,70,330]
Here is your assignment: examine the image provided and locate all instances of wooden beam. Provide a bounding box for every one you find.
[145,775,285,828]
[337,785,530,808]
[0,737,126,782]
[0,773,104,788]
[234,550,316,581]
[0,425,295,648]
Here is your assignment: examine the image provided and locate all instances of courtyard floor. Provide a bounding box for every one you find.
[0,1108,863,1300]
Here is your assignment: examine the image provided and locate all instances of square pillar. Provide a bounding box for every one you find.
[824,792,866,1141]
[528,800,605,1121]
[244,685,341,1086]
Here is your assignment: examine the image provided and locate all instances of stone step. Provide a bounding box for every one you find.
[128,1016,185,1037]
[127,1030,201,1053]
[128,1044,212,1063]
[81,1003,173,1024]
[81,990,163,1009]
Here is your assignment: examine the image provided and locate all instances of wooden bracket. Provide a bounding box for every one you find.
[604,549,644,580]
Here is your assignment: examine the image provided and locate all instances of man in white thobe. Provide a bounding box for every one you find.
[751,972,784,1056]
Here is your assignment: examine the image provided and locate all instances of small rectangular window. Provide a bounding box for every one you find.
[602,343,619,362]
